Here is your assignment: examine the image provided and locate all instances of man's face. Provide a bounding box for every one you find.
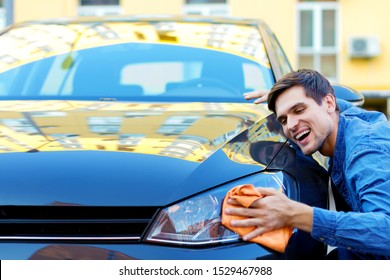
[274,86,337,156]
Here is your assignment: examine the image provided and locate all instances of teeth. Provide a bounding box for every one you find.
[295,129,310,140]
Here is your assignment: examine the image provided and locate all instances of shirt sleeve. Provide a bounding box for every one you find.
[312,147,390,256]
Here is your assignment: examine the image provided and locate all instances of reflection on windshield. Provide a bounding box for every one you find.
[0,21,271,72]
[222,114,294,168]
[0,100,268,163]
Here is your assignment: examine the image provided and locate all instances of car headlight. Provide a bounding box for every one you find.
[145,171,297,246]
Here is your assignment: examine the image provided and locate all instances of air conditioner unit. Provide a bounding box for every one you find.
[348,36,380,58]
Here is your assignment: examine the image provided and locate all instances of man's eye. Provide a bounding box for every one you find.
[279,119,287,125]
[296,107,305,113]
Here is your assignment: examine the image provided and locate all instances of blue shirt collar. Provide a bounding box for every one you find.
[328,114,345,185]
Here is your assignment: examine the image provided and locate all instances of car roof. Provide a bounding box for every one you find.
[13,14,268,28]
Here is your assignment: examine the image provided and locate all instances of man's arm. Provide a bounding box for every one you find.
[244,90,354,113]
[312,146,390,256]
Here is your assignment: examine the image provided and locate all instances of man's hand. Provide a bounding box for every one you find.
[224,187,313,241]
[243,90,269,104]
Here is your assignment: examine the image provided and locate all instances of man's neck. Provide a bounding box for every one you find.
[319,112,340,157]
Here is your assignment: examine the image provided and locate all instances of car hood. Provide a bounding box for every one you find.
[0,100,278,207]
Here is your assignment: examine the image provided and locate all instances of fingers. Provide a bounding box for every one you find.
[243,90,266,99]
[224,214,270,241]
[224,205,261,218]
[243,90,269,104]
[226,198,241,206]
[255,187,280,196]
[223,188,287,239]
[242,227,267,241]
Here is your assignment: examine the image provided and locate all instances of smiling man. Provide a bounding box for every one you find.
[225,69,390,259]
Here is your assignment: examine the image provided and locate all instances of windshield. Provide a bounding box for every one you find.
[0,42,273,102]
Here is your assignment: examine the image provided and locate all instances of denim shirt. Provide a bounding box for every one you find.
[311,100,390,259]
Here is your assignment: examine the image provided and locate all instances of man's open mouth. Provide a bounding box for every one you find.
[295,129,310,141]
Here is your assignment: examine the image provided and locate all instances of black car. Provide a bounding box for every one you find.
[0,15,363,260]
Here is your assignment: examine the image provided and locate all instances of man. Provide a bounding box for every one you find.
[224,69,390,259]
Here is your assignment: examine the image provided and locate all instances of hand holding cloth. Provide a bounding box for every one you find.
[222,184,293,253]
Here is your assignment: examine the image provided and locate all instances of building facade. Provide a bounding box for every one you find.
[1,0,389,117]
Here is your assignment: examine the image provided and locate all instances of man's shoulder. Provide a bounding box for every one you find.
[340,108,390,153]
[340,102,388,125]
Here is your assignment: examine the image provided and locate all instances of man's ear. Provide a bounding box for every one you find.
[324,93,337,113]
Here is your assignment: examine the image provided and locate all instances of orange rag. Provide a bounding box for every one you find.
[222,184,293,253]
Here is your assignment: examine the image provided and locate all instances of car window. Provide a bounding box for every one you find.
[0,43,274,102]
[121,61,202,95]
[242,62,271,92]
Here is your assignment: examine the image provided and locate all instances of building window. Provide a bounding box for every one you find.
[88,116,122,134]
[297,1,339,81]
[183,0,229,16]
[158,116,199,135]
[119,134,144,148]
[78,0,121,16]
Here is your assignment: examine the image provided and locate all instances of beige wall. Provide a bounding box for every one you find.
[340,0,390,91]
[13,0,185,22]
[122,0,183,15]
[14,0,77,22]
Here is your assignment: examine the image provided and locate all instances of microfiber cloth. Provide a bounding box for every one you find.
[222,184,293,253]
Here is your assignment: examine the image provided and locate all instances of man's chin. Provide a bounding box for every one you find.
[292,139,317,155]
[300,145,317,156]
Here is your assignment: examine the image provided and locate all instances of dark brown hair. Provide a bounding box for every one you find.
[267,69,337,113]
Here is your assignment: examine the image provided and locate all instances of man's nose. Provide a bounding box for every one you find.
[287,116,299,131]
